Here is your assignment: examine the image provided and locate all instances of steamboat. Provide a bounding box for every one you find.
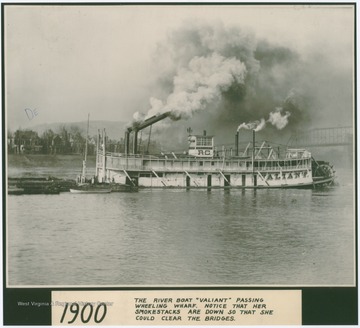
[95,112,335,189]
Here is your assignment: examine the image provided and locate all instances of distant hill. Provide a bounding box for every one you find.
[24,120,127,140]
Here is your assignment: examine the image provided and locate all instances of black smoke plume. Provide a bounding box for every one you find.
[133,22,352,149]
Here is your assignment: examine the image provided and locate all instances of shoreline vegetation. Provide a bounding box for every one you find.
[7,127,161,156]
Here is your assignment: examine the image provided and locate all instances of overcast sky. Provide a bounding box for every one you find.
[5,4,354,131]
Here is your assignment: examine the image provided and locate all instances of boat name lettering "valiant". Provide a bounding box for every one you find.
[199,298,229,302]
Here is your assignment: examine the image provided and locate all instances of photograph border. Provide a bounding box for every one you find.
[2,2,358,325]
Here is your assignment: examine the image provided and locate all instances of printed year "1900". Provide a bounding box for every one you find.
[60,302,107,324]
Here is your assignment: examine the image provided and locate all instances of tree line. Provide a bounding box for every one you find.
[8,126,94,155]
[7,126,161,155]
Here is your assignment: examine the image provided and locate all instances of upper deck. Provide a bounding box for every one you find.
[98,148,312,173]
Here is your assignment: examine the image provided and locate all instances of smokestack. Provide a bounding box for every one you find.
[252,129,255,179]
[133,130,138,154]
[253,129,256,159]
[125,130,130,155]
[235,131,239,156]
[203,130,207,136]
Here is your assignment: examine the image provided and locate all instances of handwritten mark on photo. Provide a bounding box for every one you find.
[24,108,38,121]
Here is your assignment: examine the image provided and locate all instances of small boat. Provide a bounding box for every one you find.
[70,114,132,194]
[69,184,112,194]
[70,113,110,194]
[110,183,138,192]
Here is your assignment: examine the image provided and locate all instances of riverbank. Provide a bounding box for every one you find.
[7,154,96,179]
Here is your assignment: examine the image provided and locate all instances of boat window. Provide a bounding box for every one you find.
[196,136,213,147]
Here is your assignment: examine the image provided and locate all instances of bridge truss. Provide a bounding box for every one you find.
[288,126,353,148]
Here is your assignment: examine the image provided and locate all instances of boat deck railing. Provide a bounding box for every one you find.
[99,152,311,173]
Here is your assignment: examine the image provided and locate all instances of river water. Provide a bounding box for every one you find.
[7,168,355,287]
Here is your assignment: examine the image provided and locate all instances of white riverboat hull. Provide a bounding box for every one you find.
[95,158,334,189]
[69,188,112,194]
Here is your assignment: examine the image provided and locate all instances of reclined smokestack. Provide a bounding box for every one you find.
[135,111,171,131]
[128,111,171,155]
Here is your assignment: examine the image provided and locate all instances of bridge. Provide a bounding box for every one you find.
[288,126,353,148]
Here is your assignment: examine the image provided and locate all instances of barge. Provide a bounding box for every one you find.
[8,177,77,195]
[94,113,335,189]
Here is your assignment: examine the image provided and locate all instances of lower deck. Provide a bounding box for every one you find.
[98,167,314,188]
